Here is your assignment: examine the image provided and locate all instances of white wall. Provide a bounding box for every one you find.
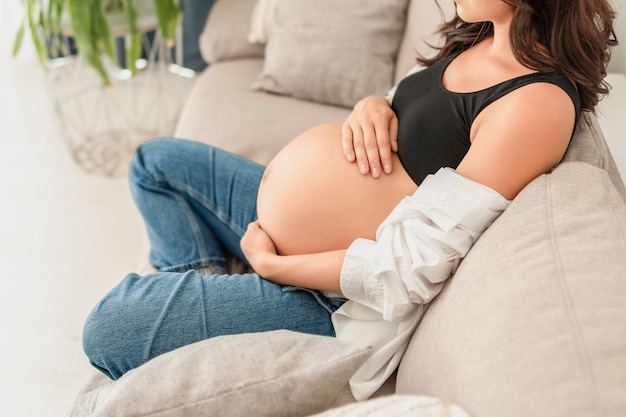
[609,0,626,73]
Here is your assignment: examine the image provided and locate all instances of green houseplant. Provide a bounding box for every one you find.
[13,0,183,86]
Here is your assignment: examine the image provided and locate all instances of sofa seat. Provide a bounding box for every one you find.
[175,59,352,165]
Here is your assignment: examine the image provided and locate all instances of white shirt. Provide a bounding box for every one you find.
[331,168,511,401]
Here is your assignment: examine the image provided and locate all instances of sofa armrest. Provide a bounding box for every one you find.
[597,72,626,186]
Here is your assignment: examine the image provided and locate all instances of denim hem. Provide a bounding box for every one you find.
[281,286,346,315]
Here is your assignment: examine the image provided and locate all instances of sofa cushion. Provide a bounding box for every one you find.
[251,0,410,108]
[70,330,371,417]
[174,59,352,165]
[309,395,470,417]
[199,0,265,64]
[393,0,455,84]
[396,162,626,417]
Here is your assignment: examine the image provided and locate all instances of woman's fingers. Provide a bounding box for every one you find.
[374,123,393,175]
[341,122,357,163]
[342,95,398,177]
[362,123,383,177]
[342,121,371,174]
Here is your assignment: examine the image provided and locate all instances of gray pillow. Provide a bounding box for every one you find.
[251,0,410,108]
[71,330,371,417]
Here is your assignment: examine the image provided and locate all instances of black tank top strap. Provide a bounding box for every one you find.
[466,71,581,123]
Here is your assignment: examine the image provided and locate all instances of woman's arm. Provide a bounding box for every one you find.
[456,82,577,200]
[240,220,345,292]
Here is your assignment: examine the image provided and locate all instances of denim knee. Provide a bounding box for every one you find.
[82,273,148,380]
[83,271,213,379]
[82,299,118,379]
[129,138,177,186]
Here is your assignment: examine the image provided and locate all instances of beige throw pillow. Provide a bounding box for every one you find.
[71,330,371,417]
[309,395,471,417]
[199,0,265,64]
[251,0,410,108]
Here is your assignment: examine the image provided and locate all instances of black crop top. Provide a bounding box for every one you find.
[391,55,581,185]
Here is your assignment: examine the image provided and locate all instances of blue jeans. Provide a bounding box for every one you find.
[83,138,345,379]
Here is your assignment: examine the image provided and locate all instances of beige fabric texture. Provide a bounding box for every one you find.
[397,162,626,417]
[393,0,456,83]
[248,0,277,44]
[309,395,470,417]
[251,0,410,108]
[174,59,351,166]
[563,111,626,201]
[199,0,265,64]
[70,330,371,417]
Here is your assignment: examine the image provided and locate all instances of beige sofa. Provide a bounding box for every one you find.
[70,1,626,416]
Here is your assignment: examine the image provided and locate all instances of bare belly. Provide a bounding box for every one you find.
[257,122,417,255]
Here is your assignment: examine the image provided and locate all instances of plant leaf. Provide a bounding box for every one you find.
[52,0,68,56]
[153,0,180,43]
[46,0,65,57]
[122,0,141,74]
[93,0,116,60]
[68,0,111,86]
[26,0,47,65]
[12,19,26,56]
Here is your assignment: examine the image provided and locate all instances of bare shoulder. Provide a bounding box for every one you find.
[480,82,576,131]
[478,81,577,151]
[458,81,578,200]
[500,81,576,127]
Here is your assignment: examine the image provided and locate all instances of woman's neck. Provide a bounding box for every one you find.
[486,20,514,59]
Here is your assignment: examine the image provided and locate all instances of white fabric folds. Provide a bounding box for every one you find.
[333,167,511,400]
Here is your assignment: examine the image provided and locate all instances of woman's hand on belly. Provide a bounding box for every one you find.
[342,95,399,178]
[241,221,345,293]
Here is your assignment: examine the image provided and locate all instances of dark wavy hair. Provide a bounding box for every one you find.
[419,0,618,112]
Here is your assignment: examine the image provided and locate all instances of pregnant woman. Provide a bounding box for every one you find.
[83,0,616,399]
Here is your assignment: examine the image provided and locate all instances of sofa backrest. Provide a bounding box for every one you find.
[394,0,455,83]
[199,0,453,83]
[397,157,626,417]
[564,112,626,201]
[198,0,266,65]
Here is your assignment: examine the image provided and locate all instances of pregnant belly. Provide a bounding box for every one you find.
[256,122,417,255]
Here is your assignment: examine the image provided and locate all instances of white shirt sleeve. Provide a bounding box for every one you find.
[332,168,511,400]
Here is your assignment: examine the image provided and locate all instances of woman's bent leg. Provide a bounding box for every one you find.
[83,271,343,379]
[129,138,264,273]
